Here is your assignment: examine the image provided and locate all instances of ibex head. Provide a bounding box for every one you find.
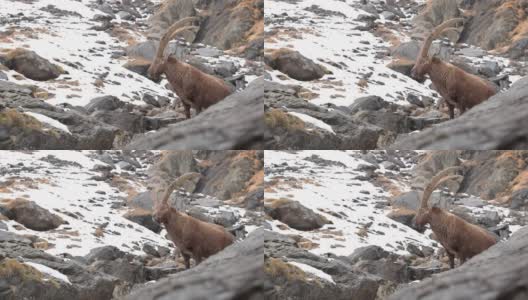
[411,18,465,83]
[152,178,185,224]
[147,17,199,83]
[414,166,464,232]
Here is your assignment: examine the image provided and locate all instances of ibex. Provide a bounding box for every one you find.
[153,179,235,269]
[147,17,234,119]
[414,166,498,268]
[411,18,498,119]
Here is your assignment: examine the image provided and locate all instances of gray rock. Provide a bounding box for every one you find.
[0,199,64,231]
[1,48,63,81]
[126,40,188,61]
[193,47,223,58]
[214,211,238,227]
[347,245,390,264]
[381,11,397,20]
[265,48,326,81]
[117,11,134,20]
[126,77,264,150]
[85,96,125,113]
[85,245,126,264]
[265,199,329,231]
[123,209,161,233]
[392,190,422,210]
[456,196,487,208]
[510,189,528,209]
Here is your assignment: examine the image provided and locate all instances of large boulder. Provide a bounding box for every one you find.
[125,77,264,150]
[390,76,528,149]
[388,225,528,300]
[0,198,64,231]
[265,198,329,231]
[126,228,265,300]
[265,48,326,81]
[1,48,64,81]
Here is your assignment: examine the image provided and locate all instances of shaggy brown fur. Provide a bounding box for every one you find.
[415,167,497,268]
[147,17,234,119]
[411,18,498,119]
[153,179,235,269]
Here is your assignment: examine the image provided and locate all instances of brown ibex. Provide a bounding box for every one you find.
[147,17,234,119]
[411,18,498,119]
[153,179,235,269]
[415,166,497,268]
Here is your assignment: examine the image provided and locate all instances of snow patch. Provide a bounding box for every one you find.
[24,262,71,284]
[288,261,335,284]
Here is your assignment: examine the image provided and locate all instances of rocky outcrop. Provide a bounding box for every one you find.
[147,0,263,58]
[265,198,329,231]
[196,150,263,200]
[391,76,528,149]
[125,78,264,150]
[126,228,265,300]
[0,199,64,231]
[389,225,528,300]
[0,48,64,81]
[265,48,326,81]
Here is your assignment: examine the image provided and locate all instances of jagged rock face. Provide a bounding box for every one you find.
[126,229,265,300]
[126,78,264,150]
[147,0,263,58]
[388,226,528,300]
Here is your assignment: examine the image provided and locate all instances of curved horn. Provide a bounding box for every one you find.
[419,166,463,211]
[417,18,465,59]
[159,180,181,207]
[152,17,199,64]
[168,26,199,42]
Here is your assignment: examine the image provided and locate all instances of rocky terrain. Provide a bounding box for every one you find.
[264,0,528,149]
[0,150,265,299]
[263,150,528,299]
[0,0,264,149]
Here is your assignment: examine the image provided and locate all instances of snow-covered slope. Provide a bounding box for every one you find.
[265,0,526,132]
[265,150,437,256]
[0,0,255,107]
[264,150,523,259]
[0,151,256,257]
[265,0,439,106]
